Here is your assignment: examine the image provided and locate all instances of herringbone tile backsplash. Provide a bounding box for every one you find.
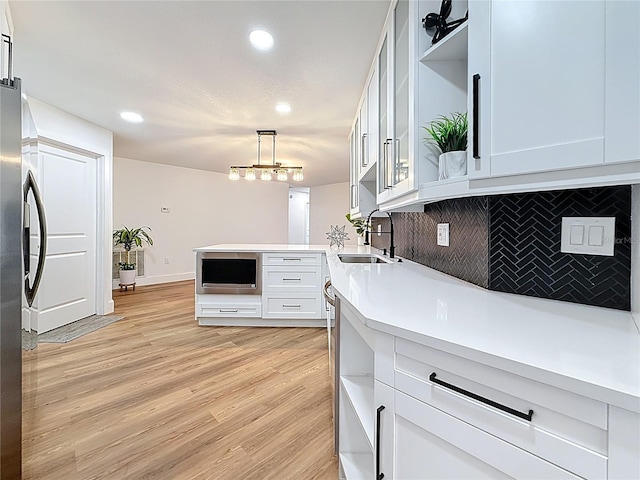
[371,186,632,310]
[489,186,631,310]
[371,197,490,288]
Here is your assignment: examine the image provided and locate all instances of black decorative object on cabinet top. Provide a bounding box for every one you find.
[422,0,468,46]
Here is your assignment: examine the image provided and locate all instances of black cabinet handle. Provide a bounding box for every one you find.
[429,372,533,422]
[472,73,480,160]
[376,405,385,480]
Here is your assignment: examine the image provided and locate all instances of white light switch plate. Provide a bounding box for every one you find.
[437,223,450,247]
[561,217,615,256]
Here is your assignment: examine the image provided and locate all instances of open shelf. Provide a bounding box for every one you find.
[341,375,374,449]
[358,161,377,183]
[340,453,374,480]
[420,22,468,63]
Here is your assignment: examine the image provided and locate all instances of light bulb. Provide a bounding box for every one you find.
[229,167,240,181]
[261,169,272,181]
[292,170,304,182]
[245,168,256,181]
[277,169,288,181]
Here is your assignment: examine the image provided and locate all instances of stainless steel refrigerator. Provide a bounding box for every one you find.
[0,34,46,479]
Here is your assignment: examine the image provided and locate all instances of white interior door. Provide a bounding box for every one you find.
[33,144,97,333]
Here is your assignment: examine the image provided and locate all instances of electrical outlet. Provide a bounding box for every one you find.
[161,206,170,213]
[164,257,170,264]
[561,217,615,256]
[437,223,450,247]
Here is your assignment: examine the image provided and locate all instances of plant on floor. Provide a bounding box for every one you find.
[113,226,154,284]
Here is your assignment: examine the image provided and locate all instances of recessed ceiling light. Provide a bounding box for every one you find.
[120,111,144,123]
[250,30,274,51]
[276,103,291,114]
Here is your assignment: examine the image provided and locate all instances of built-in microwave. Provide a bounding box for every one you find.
[196,251,262,295]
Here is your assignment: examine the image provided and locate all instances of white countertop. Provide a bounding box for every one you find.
[195,243,640,412]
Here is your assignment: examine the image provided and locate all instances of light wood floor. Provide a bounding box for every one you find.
[22,280,338,479]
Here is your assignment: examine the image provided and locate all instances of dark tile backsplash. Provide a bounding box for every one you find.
[371,197,490,288]
[488,186,631,310]
[370,186,632,310]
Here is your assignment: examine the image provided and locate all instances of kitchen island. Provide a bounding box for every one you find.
[194,243,640,478]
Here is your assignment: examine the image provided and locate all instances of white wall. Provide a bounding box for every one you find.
[309,182,355,245]
[28,97,114,315]
[288,188,309,244]
[113,157,289,286]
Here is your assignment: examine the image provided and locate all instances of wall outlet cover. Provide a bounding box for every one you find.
[437,223,450,247]
[560,217,615,256]
[161,206,170,213]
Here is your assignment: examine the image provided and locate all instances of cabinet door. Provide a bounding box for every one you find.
[394,390,582,480]
[360,92,369,170]
[469,0,606,180]
[378,31,391,199]
[391,0,410,188]
[366,63,379,170]
[349,129,358,211]
[605,0,640,165]
[374,381,394,480]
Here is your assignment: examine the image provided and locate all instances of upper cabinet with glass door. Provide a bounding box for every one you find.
[467,0,640,194]
[376,0,471,211]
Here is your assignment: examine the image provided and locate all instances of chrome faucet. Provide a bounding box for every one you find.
[363,208,395,259]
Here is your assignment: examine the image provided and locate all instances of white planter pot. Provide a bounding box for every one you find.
[119,269,136,285]
[438,151,467,180]
[357,236,365,246]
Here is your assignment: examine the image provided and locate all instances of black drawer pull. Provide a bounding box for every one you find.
[472,73,480,159]
[376,405,385,480]
[429,372,533,422]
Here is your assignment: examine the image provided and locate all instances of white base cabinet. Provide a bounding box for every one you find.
[338,299,639,479]
[196,252,325,327]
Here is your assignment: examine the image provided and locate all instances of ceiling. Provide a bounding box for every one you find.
[9,0,391,187]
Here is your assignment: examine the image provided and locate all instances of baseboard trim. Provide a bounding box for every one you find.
[112,272,195,290]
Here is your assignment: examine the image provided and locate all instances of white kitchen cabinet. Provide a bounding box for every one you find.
[393,390,582,480]
[350,63,378,219]
[605,0,640,166]
[374,0,470,211]
[262,253,322,322]
[338,302,375,479]
[467,0,640,192]
[374,380,394,480]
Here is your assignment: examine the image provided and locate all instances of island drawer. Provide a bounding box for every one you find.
[262,265,321,291]
[262,293,322,319]
[196,303,261,318]
[262,253,321,266]
[393,338,608,479]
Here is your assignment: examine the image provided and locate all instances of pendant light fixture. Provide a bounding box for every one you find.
[228,130,303,182]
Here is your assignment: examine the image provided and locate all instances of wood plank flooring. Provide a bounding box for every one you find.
[22,280,338,479]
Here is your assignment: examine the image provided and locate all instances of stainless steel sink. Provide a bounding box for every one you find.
[338,254,391,264]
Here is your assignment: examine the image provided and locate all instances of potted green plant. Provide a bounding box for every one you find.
[346,213,367,245]
[113,226,154,286]
[423,111,468,180]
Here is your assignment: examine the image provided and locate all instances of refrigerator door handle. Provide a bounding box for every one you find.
[23,170,47,307]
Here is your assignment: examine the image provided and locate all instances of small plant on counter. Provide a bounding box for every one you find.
[113,226,154,285]
[345,213,367,236]
[423,111,468,180]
